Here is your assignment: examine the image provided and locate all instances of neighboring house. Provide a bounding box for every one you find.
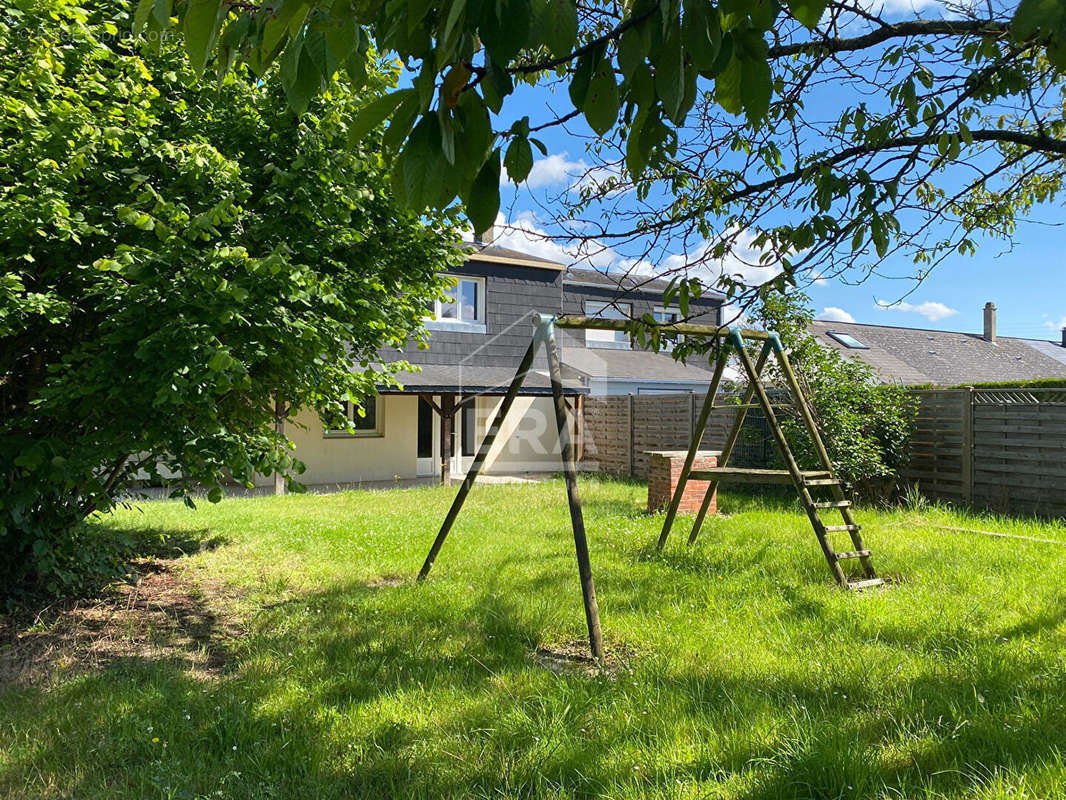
[810,303,1066,386]
[257,237,725,489]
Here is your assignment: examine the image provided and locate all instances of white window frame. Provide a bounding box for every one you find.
[584,300,632,349]
[324,396,385,438]
[653,306,683,350]
[426,275,487,333]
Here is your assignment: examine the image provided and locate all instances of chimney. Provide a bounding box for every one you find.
[473,225,495,245]
[1061,326,1066,348]
[983,302,996,343]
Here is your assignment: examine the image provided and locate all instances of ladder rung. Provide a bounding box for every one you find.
[803,478,840,487]
[824,524,861,532]
[813,500,851,509]
[834,549,871,560]
[689,468,830,485]
[847,578,884,591]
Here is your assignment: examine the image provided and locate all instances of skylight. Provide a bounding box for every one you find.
[827,331,870,349]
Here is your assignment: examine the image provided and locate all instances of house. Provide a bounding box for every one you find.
[559,268,726,394]
[810,303,1066,386]
[259,238,724,490]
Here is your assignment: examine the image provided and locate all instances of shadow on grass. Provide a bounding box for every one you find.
[5,524,1066,798]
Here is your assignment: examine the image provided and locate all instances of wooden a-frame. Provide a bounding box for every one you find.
[417,316,881,662]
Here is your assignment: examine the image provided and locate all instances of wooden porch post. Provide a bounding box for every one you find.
[273,394,286,496]
[440,393,454,486]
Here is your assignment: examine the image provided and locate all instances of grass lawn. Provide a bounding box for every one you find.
[3,478,1066,799]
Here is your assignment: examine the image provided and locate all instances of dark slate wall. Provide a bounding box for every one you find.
[382,260,563,368]
[558,284,722,349]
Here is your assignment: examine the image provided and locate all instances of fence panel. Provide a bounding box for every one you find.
[581,392,772,478]
[902,388,1066,517]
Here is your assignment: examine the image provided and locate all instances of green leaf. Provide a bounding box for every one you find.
[1013,0,1059,40]
[462,148,502,237]
[134,0,155,34]
[617,26,646,80]
[280,36,324,114]
[584,59,620,136]
[568,43,604,109]
[348,89,415,146]
[715,55,743,115]
[454,90,495,177]
[786,0,828,29]
[626,109,650,178]
[544,0,578,58]
[740,56,771,125]
[399,115,460,208]
[504,135,534,182]
[655,23,686,122]
[681,0,720,72]
[207,486,223,503]
[183,0,224,75]
[480,0,533,64]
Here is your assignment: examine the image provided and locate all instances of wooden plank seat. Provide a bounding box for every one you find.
[687,467,832,484]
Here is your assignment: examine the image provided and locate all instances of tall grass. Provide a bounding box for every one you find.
[2,479,1066,799]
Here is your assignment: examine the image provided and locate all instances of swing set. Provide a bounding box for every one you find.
[417,314,882,660]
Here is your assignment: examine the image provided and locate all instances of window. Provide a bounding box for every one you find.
[428,275,485,330]
[417,397,433,458]
[461,397,477,456]
[324,397,384,437]
[653,307,682,350]
[827,330,870,349]
[584,300,632,349]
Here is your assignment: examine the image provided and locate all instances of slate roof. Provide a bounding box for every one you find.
[809,320,1066,386]
[564,268,725,301]
[386,364,585,395]
[560,346,740,383]
[464,242,566,268]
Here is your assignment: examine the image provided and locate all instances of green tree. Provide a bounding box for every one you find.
[750,292,918,500]
[0,0,461,595]
[153,0,1066,305]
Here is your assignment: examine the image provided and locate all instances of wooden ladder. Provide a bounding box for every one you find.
[657,328,883,590]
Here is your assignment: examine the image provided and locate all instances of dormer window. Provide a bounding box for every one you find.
[584,300,632,349]
[653,307,682,350]
[827,330,869,349]
[427,275,486,332]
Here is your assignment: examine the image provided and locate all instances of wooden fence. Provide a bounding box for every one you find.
[903,388,1066,517]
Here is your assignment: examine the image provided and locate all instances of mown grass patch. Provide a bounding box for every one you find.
[2,478,1066,799]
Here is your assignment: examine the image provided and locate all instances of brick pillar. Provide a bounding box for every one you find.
[647,451,718,515]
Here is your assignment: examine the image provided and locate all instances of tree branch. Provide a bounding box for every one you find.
[768,19,1012,60]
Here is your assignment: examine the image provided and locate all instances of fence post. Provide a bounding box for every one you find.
[627,394,635,478]
[689,392,696,444]
[961,387,974,504]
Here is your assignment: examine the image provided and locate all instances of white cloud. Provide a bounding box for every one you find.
[1044,316,1066,331]
[659,229,784,289]
[817,306,856,323]
[512,153,588,189]
[489,211,622,271]
[856,0,944,13]
[876,299,959,322]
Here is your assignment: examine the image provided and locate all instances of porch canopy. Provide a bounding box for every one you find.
[379,364,586,485]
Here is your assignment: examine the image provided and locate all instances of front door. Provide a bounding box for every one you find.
[416,395,479,478]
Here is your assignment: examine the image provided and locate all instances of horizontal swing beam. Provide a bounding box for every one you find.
[555,315,772,341]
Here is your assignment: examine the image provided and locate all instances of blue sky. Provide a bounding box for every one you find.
[440,0,1066,342]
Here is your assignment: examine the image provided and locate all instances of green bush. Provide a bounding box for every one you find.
[0,0,460,597]
[751,291,918,501]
